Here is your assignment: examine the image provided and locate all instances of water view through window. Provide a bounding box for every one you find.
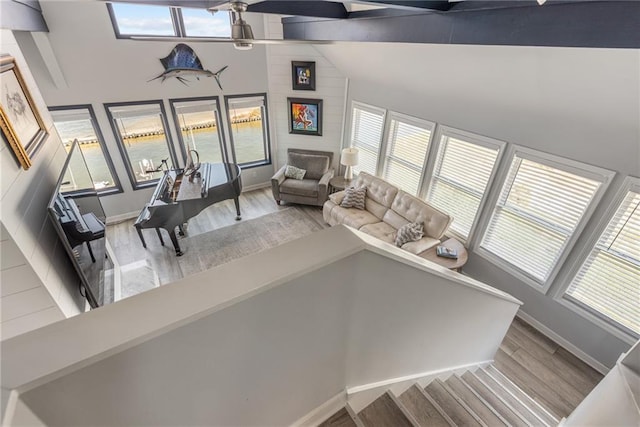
[51,107,118,193]
[226,95,270,166]
[171,98,225,164]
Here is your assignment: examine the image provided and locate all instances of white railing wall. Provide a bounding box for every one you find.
[2,226,521,427]
[563,340,640,426]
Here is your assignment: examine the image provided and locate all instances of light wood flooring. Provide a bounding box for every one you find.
[108,187,604,419]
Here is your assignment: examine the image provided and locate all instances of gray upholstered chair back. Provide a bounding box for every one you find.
[287,148,334,168]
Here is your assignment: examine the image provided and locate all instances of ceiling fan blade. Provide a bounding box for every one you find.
[130,36,334,45]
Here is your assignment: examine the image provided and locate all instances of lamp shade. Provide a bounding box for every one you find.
[341,147,359,167]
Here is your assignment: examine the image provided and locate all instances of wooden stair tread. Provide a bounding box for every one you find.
[485,365,560,426]
[461,371,530,427]
[445,375,508,427]
[399,385,453,427]
[359,392,414,427]
[319,407,358,427]
[425,379,482,427]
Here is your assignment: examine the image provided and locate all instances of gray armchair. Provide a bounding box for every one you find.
[271,148,334,207]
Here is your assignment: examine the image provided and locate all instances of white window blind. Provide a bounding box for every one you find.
[565,183,640,335]
[350,103,385,176]
[381,115,434,195]
[426,131,502,240]
[480,154,603,285]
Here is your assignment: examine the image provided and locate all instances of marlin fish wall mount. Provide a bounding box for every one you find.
[148,43,228,89]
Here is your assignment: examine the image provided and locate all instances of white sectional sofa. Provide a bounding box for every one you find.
[323,172,453,256]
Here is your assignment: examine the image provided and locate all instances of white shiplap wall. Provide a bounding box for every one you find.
[264,16,347,173]
[0,29,83,340]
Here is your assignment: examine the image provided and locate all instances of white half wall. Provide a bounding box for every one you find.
[315,42,640,368]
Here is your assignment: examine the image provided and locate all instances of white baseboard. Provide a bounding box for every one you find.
[106,211,139,225]
[346,360,493,395]
[242,182,271,192]
[289,391,346,427]
[516,310,610,375]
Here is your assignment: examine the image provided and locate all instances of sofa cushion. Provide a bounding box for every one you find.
[402,237,441,255]
[288,152,330,180]
[331,206,380,229]
[395,222,424,247]
[280,179,318,198]
[389,191,452,239]
[328,191,345,205]
[359,222,396,245]
[341,186,366,210]
[353,172,398,209]
[284,165,306,180]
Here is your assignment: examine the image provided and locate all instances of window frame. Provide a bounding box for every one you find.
[104,100,179,190]
[553,175,639,343]
[348,101,387,177]
[106,3,231,39]
[423,126,507,244]
[474,145,615,293]
[49,104,123,197]
[379,111,436,196]
[169,96,229,165]
[223,93,272,169]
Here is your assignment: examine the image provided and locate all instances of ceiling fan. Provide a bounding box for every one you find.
[131,1,334,50]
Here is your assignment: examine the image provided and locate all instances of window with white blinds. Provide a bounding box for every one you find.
[350,102,385,176]
[479,150,612,288]
[380,114,434,195]
[564,178,640,336]
[425,128,504,241]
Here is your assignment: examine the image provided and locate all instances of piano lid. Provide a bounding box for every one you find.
[176,163,240,202]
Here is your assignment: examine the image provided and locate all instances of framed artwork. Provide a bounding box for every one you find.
[0,56,48,170]
[288,97,322,136]
[291,61,316,91]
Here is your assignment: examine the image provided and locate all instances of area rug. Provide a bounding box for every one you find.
[176,207,326,278]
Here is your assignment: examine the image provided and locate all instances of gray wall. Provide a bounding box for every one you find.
[316,42,640,368]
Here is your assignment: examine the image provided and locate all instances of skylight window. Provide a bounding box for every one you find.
[107,3,231,38]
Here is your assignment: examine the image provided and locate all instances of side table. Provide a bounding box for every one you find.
[420,237,468,272]
[329,176,352,194]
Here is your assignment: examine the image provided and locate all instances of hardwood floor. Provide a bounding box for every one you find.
[108,187,603,419]
[106,187,327,285]
[497,317,603,419]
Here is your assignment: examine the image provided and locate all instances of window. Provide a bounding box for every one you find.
[170,97,227,164]
[349,102,385,176]
[224,94,271,167]
[380,114,434,195]
[425,127,505,241]
[108,3,231,38]
[105,101,177,189]
[563,177,640,337]
[50,105,121,194]
[478,148,614,290]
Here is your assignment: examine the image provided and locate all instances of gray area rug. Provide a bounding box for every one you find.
[176,207,325,278]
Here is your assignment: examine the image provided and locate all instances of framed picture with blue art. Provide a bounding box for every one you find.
[288,97,322,136]
[291,61,315,91]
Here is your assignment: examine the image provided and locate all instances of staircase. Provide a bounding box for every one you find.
[320,365,560,427]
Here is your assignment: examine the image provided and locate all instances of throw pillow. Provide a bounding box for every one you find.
[340,186,367,210]
[395,222,424,247]
[284,165,306,180]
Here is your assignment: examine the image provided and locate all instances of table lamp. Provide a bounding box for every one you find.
[341,147,359,180]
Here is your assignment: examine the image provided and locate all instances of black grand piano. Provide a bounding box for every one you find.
[134,162,242,256]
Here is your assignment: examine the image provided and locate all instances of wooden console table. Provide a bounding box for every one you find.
[420,237,468,272]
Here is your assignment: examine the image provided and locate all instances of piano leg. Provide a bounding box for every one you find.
[234,197,241,221]
[135,226,147,248]
[178,224,185,236]
[155,228,165,246]
[169,229,184,257]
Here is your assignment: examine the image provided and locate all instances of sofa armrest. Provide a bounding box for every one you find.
[317,168,335,203]
[271,165,287,200]
[328,190,345,205]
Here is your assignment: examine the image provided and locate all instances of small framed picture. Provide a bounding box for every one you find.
[0,56,48,169]
[288,97,322,136]
[291,61,316,91]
